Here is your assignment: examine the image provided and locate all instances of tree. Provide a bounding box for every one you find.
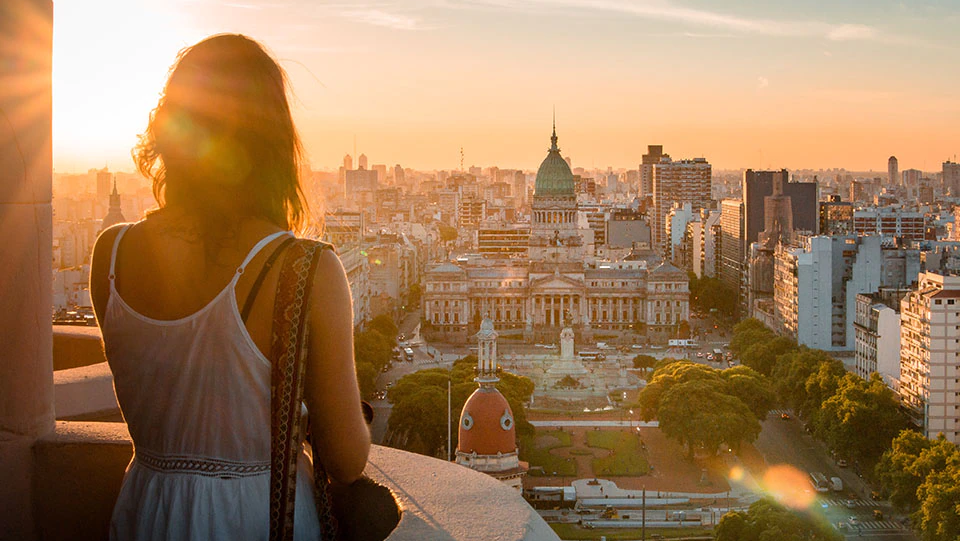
[721,365,776,420]
[716,498,840,541]
[367,314,399,342]
[636,359,721,421]
[729,319,776,357]
[915,462,960,541]
[815,373,906,467]
[406,283,421,311]
[771,348,840,416]
[658,379,760,457]
[689,274,738,318]
[355,361,378,400]
[739,336,796,376]
[876,431,953,512]
[677,319,691,339]
[354,329,394,372]
[632,354,657,375]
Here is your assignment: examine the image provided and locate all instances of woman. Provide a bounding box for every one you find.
[89,34,370,540]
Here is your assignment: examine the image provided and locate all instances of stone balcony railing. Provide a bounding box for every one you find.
[44,327,559,541]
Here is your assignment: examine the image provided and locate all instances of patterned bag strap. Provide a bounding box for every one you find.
[268,238,337,541]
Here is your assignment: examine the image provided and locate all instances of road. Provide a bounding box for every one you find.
[755,414,916,540]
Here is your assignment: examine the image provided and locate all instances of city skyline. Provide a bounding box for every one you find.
[54,1,959,173]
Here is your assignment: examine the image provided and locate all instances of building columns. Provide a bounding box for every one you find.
[0,1,53,537]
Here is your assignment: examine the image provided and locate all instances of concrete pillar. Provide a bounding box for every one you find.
[0,1,53,538]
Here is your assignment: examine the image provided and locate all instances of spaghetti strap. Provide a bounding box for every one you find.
[108,224,134,282]
[233,231,293,281]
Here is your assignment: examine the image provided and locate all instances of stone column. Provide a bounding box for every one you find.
[0,1,53,537]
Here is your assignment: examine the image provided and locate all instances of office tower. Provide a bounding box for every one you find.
[358,153,368,170]
[742,169,817,250]
[719,199,744,300]
[343,154,353,170]
[96,168,111,201]
[818,199,854,235]
[394,164,405,185]
[900,272,960,444]
[640,145,667,197]
[888,156,899,187]
[373,164,387,184]
[652,156,711,254]
[902,168,922,189]
[944,161,960,195]
[853,207,925,240]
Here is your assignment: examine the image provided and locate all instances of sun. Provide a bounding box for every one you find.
[52,0,196,171]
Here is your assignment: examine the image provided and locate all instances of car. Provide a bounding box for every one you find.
[873,509,884,520]
[848,517,859,526]
[844,500,857,509]
[631,344,644,350]
[544,344,557,349]
[696,352,704,358]
[837,459,848,467]
[780,413,790,420]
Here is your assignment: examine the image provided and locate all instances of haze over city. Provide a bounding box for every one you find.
[54,0,959,173]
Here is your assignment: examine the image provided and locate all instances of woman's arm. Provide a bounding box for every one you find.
[304,248,371,485]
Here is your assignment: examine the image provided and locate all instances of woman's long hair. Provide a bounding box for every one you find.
[134,34,308,248]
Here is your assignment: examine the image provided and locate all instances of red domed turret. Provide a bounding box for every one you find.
[458,387,516,456]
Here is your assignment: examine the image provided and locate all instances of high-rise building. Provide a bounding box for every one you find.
[652,157,711,254]
[719,199,744,299]
[853,207,925,241]
[902,168,922,189]
[358,153,368,170]
[854,290,906,389]
[899,272,960,444]
[888,156,899,187]
[394,164,405,185]
[774,235,920,351]
[96,168,111,201]
[100,178,125,231]
[343,154,353,170]
[943,161,960,196]
[640,145,667,197]
[742,169,817,250]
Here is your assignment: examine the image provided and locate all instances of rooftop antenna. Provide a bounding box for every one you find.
[460,147,464,172]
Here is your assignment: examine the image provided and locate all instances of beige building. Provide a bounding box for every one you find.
[899,272,960,444]
[424,128,689,343]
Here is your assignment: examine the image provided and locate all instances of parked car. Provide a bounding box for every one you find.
[837,459,848,467]
[780,413,791,420]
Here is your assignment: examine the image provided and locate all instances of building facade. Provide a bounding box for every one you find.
[652,157,711,254]
[899,272,960,444]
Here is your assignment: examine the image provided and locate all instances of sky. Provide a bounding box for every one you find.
[52,0,960,174]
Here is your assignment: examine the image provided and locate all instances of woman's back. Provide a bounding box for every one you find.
[95,218,330,540]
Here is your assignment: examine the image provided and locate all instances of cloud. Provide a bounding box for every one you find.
[339,8,426,30]
[826,23,877,41]
[757,76,769,90]
[454,0,889,43]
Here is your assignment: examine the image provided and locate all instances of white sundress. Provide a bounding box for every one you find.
[102,226,321,541]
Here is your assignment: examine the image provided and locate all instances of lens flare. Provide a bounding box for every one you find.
[761,464,816,510]
[728,465,745,482]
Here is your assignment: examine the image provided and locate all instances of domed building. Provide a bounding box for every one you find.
[455,318,527,490]
[529,124,584,264]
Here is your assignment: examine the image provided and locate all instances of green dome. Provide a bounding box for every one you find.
[534,128,574,196]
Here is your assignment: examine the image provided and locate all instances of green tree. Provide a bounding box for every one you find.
[658,379,760,457]
[636,359,721,421]
[771,348,840,416]
[355,361,378,400]
[632,354,657,375]
[367,314,399,342]
[721,365,776,420]
[815,373,906,467]
[406,282,422,310]
[689,274,738,318]
[729,318,776,357]
[715,498,840,541]
[354,328,394,371]
[916,462,960,541]
[876,431,955,512]
[677,319,691,339]
[739,336,796,376]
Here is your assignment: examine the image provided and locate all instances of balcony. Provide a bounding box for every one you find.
[31,327,558,541]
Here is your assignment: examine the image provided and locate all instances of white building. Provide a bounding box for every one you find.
[899,272,960,444]
[854,292,902,391]
[774,235,920,351]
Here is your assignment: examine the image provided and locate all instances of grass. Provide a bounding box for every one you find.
[520,430,577,477]
[587,430,650,476]
[569,449,593,456]
[549,523,713,540]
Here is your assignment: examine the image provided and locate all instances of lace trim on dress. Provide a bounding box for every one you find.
[136,449,271,478]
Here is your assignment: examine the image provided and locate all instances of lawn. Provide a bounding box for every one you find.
[520,430,577,477]
[587,430,650,476]
[549,523,713,540]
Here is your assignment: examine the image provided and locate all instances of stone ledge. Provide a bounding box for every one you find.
[53,362,118,420]
[53,325,106,370]
[32,422,557,541]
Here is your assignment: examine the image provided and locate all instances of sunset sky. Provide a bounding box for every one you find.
[53,0,959,174]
